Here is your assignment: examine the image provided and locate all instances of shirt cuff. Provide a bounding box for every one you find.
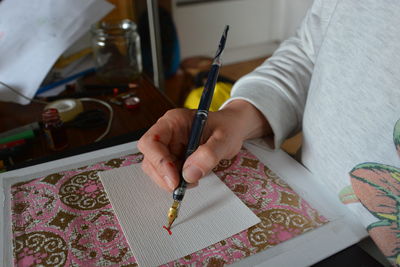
[220,79,298,149]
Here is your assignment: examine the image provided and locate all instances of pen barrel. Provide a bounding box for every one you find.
[184,63,220,159]
[198,64,220,111]
[173,110,206,201]
[173,178,187,201]
[185,111,207,157]
[173,64,220,201]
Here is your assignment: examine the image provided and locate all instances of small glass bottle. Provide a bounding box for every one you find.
[42,108,68,151]
[91,19,143,83]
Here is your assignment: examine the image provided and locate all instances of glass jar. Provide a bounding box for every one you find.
[91,19,143,83]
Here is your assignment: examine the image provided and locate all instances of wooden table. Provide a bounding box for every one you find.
[0,76,175,169]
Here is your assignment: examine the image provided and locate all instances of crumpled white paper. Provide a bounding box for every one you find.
[0,0,113,104]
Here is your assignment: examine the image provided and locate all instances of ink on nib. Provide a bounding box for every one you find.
[163,225,172,235]
[163,211,175,235]
[164,200,180,235]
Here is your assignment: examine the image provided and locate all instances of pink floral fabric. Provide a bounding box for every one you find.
[10,148,327,266]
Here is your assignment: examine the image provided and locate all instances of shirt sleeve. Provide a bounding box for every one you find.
[222,0,338,149]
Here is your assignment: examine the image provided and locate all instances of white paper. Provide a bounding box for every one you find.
[99,164,261,267]
[37,55,95,97]
[0,0,113,104]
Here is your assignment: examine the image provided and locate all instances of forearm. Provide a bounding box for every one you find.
[221,99,272,141]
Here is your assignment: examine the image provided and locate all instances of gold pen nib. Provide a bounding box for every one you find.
[167,200,180,229]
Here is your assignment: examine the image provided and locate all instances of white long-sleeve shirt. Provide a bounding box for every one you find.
[226,0,400,263]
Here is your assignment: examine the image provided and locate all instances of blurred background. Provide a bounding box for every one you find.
[0,0,312,170]
[92,0,312,107]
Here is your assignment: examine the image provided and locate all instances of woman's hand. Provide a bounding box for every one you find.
[137,99,271,191]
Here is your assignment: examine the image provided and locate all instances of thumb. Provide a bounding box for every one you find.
[182,133,241,183]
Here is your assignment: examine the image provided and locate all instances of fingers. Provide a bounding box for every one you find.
[141,157,176,192]
[138,109,194,191]
[138,123,179,191]
[138,125,177,184]
[180,100,271,183]
[138,108,245,190]
[183,129,242,183]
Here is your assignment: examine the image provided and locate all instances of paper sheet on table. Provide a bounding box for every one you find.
[37,55,95,97]
[0,0,113,104]
[99,164,261,267]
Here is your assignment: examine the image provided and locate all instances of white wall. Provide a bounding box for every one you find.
[279,0,314,38]
[173,0,313,64]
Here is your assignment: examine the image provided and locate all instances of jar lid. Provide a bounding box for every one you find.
[91,19,137,37]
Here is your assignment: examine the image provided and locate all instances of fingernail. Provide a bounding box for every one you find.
[183,165,203,183]
[163,175,175,190]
